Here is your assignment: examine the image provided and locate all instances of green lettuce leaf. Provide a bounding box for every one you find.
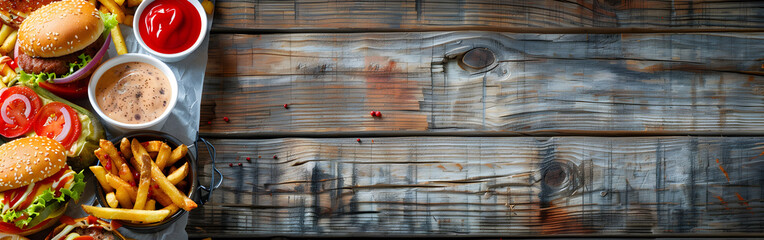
[17,54,93,85]
[101,12,118,30]
[0,170,86,227]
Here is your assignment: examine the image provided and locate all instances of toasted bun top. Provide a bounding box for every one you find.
[18,0,104,58]
[0,136,67,192]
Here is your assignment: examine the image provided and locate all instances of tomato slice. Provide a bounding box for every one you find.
[0,86,42,138]
[0,217,52,234]
[38,77,89,100]
[0,221,22,234]
[110,220,122,230]
[86,215,97,225]
[34,102,81,148]
[60,215,76,225]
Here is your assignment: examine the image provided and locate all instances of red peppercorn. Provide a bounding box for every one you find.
[370,111,376,117]
[246,157,251,161]
[229,163,233,167]
[375,111,382,117]
[129,181,136,187]
[223,117,230,122]
[154,184,159,189]
[273,155,278,159]
[284,104,289,109]
[356,138,362,143]
[207,121,212,125]
[238,163,243,166]
[258,155,261,158]
[133,171,139,180]
[104,161,112,171]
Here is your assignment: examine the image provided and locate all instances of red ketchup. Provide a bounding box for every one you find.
[139,0,201,54]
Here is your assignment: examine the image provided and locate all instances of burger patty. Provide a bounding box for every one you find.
[74,226,118,240]
[17,37,104,76]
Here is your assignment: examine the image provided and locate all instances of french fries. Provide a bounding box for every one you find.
[201,0,214,15]
[144,141,163,152]
[134,154,152,210]
[0,24,12,45]
[155,143,172,169]
[105,173,137,201]
[106,192,119,208]
[167,144,188,167]
[116,187,133,209]
[167,162,188,185]
[127,0,142,7]
[120,138,132,160]
[100,139,135,184]
[145,199,156,210]
[150,157,197,211]
[124,15,134,27]
[111,24,128,55]
[131,139,149,160]
[82,205,171,223]
[98,0,125,23]
[94,149,119,175]
[90,166,114,192]
[95,137,195,223]
[0,30,16,55]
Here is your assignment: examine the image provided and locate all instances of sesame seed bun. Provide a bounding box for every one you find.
[0,136,67,192]
[17,0,104,58]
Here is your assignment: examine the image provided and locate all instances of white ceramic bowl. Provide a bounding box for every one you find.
[87,53,178,135]
[133,0,208,62]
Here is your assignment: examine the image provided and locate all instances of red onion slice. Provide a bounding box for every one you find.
[1,94,31,124]
[53,106,72,142]
[14,33,112,84]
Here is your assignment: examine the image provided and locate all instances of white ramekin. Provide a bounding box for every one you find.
[87,53,178,135]
[133,0,208,62]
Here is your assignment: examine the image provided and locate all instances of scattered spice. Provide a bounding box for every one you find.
[273,155,278,159]
[370,111,375,117]
[283,104,289,109]
[356,138,362,143]
[223,117,230,122]
[238,163,243,166]
[246,157,251,162]
[228,163,233,167]
[375,111,382,117]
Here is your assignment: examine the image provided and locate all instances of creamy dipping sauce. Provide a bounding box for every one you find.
[95,62,170,124]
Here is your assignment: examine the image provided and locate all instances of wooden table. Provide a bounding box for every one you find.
[188,0,764,238]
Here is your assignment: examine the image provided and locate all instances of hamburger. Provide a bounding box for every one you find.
[0,0,59,28]
[0,136,85,236]
[45,216,125,240]
[15,0,116,99]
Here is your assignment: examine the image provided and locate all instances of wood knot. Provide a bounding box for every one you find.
[539,160,581,197]
[543,164,567,188]
[461,48,495,69]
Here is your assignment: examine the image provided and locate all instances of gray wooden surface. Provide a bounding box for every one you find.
[189,0,764,238]
[211,0,764,32]
[190,137,763,236]
[201,32,764,136]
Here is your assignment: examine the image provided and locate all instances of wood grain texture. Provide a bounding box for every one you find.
[187,137,764,237]
[200,32,764,136]
[211,0,764,32]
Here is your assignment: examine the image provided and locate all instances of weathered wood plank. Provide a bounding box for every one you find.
[212,0,764,32]
[201,32,764,136]
[187,137,764,237]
